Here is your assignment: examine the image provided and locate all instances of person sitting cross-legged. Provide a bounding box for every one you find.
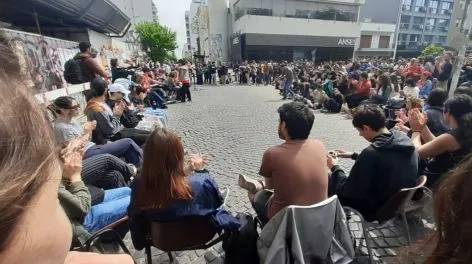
[328,104,418,221]
[238,102,328,225]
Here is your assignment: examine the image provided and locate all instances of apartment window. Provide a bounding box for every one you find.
[415,0,425,6]
[410,34,420,42]
[460,0,465,9]
[426,18,436,29]
[440,1,453,14]
[360,35,372,48]
[429,0,439,13]
[401,15,411,23]
[423,35,434,44]
[456,19,462,28]
[438,36,447,43]
[295,9,311,19]
[247,8,272,16]
[379,36,390,48]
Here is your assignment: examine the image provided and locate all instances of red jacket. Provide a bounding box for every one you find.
[356,80,371,96]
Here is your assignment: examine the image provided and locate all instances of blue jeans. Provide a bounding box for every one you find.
[283,78,295,99]
[84,187,131,233]
[84,138,143,166]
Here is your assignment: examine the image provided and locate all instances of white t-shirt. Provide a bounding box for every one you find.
[403,86,420,98]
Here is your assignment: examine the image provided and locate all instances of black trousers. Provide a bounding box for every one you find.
[112,128,150,146]
[82,154,133,189]
[180,83,192,102]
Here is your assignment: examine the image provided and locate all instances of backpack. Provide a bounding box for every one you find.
[64,58,84,84]
[223,213,259,264]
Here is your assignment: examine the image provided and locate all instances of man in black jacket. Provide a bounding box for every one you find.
[327,104,418,221]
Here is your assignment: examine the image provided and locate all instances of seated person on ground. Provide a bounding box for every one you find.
[371,73,392,105]
[58,147,130,247]
[346,72,371,109]
[409,94,472,188]
[51,96,143,166]
[418,71,433,99]
[238,102,328,225]
[328,104,418,220]
[323,88,344,113]
[127,128,240,250]
[401,78,420,99]
[110,58,134,83]
[84,78,150,146]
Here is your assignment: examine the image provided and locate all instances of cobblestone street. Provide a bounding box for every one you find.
[127,84,432,264]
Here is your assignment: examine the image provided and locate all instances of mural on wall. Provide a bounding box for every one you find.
[210,34,223,62]
[2,29,78,93]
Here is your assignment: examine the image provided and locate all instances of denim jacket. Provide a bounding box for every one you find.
[127,173,240,250]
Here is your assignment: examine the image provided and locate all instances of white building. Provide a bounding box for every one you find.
[110,0,157,58]
[188,0,205,55]
[357,22,396,57]
[229,0,364,62]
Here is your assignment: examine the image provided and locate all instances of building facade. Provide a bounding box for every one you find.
[358,22,396,57]
[446,0,472,51]
[397,0,454,56]
[229,0,364,62]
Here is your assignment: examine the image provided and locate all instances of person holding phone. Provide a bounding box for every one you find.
[327,104,418,221]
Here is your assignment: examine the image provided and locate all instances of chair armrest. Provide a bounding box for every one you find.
[83,229,132,256]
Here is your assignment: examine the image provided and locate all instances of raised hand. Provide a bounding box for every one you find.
[62,151,83,182]
[83,121,97,135]
[410,109,428,132]
[189,154,209,172]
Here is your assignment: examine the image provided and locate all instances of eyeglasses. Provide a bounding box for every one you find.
[67,105,80,110]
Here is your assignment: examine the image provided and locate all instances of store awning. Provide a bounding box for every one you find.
[0,0,131,35]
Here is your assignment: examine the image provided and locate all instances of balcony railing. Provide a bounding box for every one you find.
[411,24,424,31]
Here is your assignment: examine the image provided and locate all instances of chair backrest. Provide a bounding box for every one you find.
[259,196,355,263]
[375,175,427,223]
[148,216,218,252]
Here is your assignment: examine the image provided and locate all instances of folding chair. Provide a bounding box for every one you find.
[76,216,135,262]
[144,187,230,263]
[344,175,429,264]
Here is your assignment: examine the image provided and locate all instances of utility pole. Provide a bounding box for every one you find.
[392,0,403,59]
[449,0,471,96]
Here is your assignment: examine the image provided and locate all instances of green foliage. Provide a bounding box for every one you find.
[420,44,445,58]
[135,22,178,62]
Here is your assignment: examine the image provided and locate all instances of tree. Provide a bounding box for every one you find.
[135,22,178,62]
[420,44,445,58]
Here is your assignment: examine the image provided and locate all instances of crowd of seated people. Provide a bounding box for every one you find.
[6,32,472,264]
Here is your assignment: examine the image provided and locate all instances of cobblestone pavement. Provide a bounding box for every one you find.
[125,84,433,264]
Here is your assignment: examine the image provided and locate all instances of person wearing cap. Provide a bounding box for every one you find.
[73,42,107,82]
[418,71,433,99]
[84,79,150,146]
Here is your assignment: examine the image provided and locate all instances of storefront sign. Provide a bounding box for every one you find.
[245,34,357,47]
[338,38,356,46]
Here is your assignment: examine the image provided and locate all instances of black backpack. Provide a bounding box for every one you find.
[64,58,84,84]
[223,213,259,264]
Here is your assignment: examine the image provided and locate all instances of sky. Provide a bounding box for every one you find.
[154,0,192,57]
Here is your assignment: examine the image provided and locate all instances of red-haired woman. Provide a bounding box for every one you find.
[127,128,240,250]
